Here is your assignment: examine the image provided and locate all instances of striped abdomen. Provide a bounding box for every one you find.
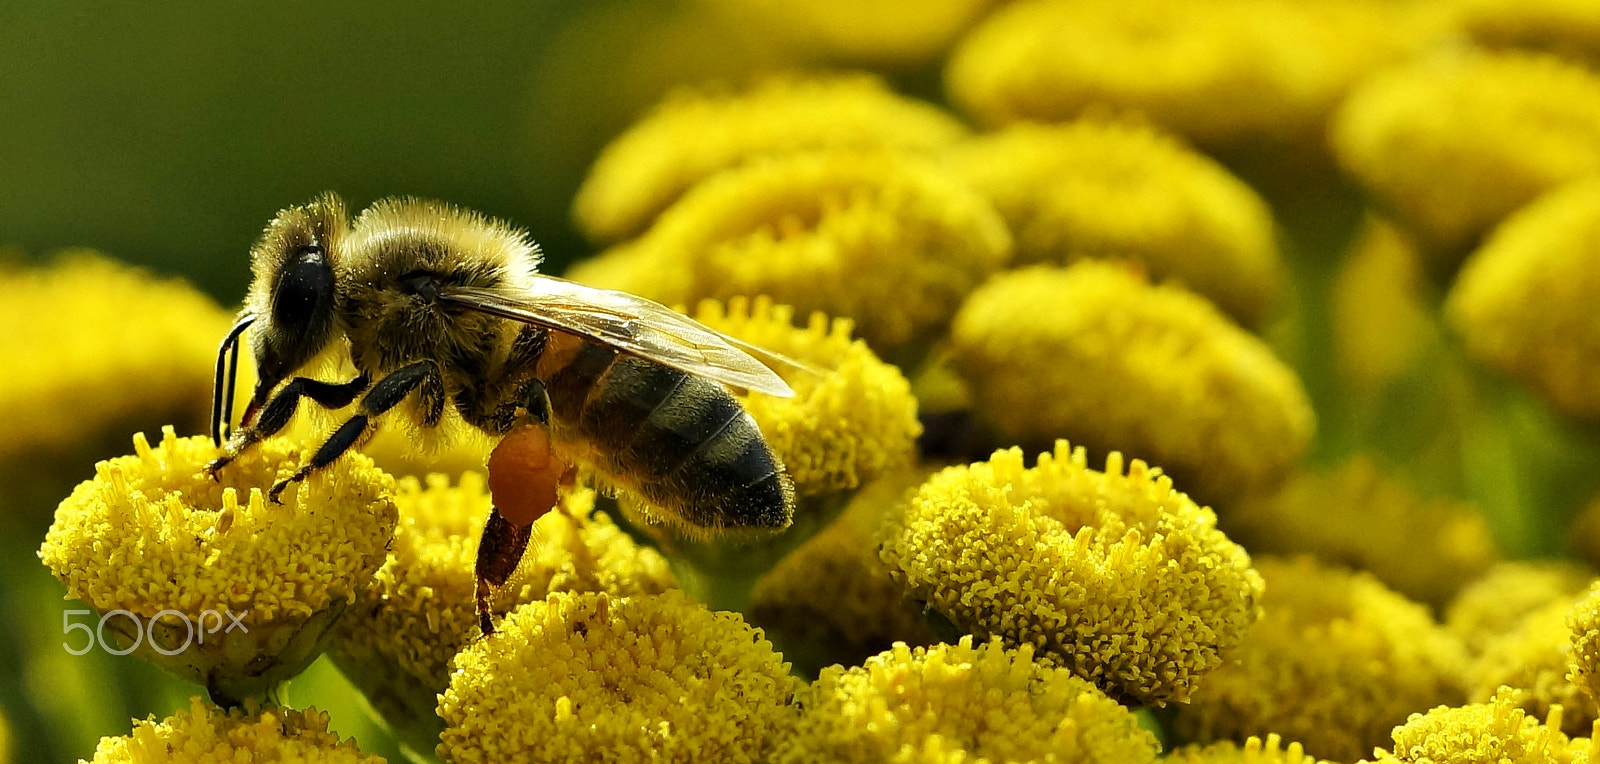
[539,338,794,532]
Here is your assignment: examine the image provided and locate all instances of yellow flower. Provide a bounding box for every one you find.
[38,427,396,704]
[1446,0,1600,68]
[772,637,1160,764]
[573,73,968,244]
[437,590,799,763]
[691,0,1001,69]
[746,470,938,675]
[86,697,380,763]
[1446,178,1600,420]
[946,0,1432,149]
[328,472,676,755]
[942,119,1283,326]
[879,442,1263,706]
[1224,457,1499,609]
[1171,556,1469,763]
[1332,51,1600,259]
[950,263,1314,505]
[1466,598,1596,737]
[1446,561,1594,653]
[0,251,231,465]
[1366,686,1582,764]
[1566,580,1600,712]
[1331,215,1440,397]
[624,150,1013,363]
[1165,735,1334,764]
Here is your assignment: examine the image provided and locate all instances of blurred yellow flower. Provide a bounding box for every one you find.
[1331,215,1439,397]
[1172,556,1469,763]
[693,0,1000,69]
[746,470,937,674]
[1333,51,1600,259]
[1566,580,1600,713]
[879,441,1263,706]
[1165,735,1334,764]
[950,263,1314,505]
[620,150,1013,363]
[1446,178,1600,420]
[438,590,799,763]
[1446,0,1600,68]
[772,636,1160,764]
[1365,686,1582,764]
[1224,456,1499,609]
[38,427,397,704]
[1466,597,1596,736]
[0,251,230,465]
[86,697,380,764]
[573,73,968,244]
[943,119,1283,326]
[1447,561,1595,653]
[946,0,1432,150]
[329,473,676,754]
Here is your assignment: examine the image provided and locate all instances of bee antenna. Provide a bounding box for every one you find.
[212,314,257,445]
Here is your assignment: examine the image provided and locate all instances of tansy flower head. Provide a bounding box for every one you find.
[0,251,232,466]
[943,119,1283,326]
[879,441,1263,706]
[946,0,1432,150]
[950,262,1314,505]
[693,0,1000,69]
[1565,579,1600,711]
[1365,686,1583,764]
[1166,735,1335,764]
[1446,177,1600,420]
[1172,556,1469,763]
[1332,51,1600,261]
[38,427,397,704]
[437,590,799,763]
[329,473,676,754]
[624,149,1013,363]
[1447,561,1595,653]
[1466,596,1597,736]
[772,637,1160,764]
[746,470,937,675]
[86,697,380,763]
[573,73,968,244]
[1331,215,1439,397]
[1446,0,1600,68]
[1224,456,1499,609]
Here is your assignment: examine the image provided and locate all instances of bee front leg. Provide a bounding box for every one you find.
[267,361,438,503]
[206,374,370,476]
[475,423,577,635]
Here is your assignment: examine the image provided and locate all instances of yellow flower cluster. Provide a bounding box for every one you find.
[1446,0,1600,67]
[1447,178,1600,420]
[329,473,677,752]
[438,590,799,762]
[573,73,968,244]
[1365,686,1586,764]
[693,0,1000,69]
[1447,561,1594,653]
[1466,597,1596,736]
[1225,456,1499,609]
[746,471,937,673]
[87,697,380,763]
[1330,215,1438,397]
[951,263,1314,504]
[0,251,231,464]
[1567,580,1600,712]
[879,441,1263,706]
[1172,557,1468,763]
[942,119,1283,326]
[580,150,1013,362]
[38,427,397,702]
[1166,735,1334,764]
[773,637,1159,764]
[1332,51,1600,259]
[946,0,1432,149]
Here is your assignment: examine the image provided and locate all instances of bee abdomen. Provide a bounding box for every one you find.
[572,356,793,531]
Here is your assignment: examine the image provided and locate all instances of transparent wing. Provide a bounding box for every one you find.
[437,277,798,397]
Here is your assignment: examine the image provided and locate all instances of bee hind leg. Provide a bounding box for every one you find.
[474,423,577,635]
[266,361,439,503]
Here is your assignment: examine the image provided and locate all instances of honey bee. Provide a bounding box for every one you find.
[206,193,796,634]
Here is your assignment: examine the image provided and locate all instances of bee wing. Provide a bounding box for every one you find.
[438,279,798,398]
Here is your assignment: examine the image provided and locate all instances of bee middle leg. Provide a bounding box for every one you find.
[206,374,370,475]
[267,361,442,503]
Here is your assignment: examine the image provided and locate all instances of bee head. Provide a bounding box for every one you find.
[241,193,349,418]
